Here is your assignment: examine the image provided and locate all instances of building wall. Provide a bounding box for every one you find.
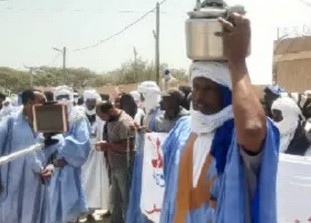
[274,36,311,92]
[275,59,311,92]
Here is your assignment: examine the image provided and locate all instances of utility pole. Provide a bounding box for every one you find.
[155,2,160,85]
[29,67,34,87]
[52,46,66,70]
[24,65,34,87]
[63,47,66,70]
[133,47,137,81]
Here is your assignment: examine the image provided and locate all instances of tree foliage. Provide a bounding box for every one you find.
[0,58,187,93]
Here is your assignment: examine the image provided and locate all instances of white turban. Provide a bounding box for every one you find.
[137,81,160,94]
[2,98,11,105]
[189,61,234,188]
[189,61,233,135]
[190,61,232,90]
[54,85,74,113]
[304,90,311,97]
[271,96,301,153]
[54,85,74,102]
[83,89,101,102]
[130,90,140,103]
[137,81,161,113]
[272,97,301,122]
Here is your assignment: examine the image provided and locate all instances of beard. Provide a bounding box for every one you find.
[85,107,96,116]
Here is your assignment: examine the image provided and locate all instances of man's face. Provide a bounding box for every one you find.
[263,93,279,110]
[114,96,121,109]
[160,96,177,111]
[96,107,110,122]
[271,109,283,123]
[3,101,10,107]
[55,94,70,102]
[192,77,223,115]
[25,92,46,114]
[33,92,46,105]
[85,99,97,111]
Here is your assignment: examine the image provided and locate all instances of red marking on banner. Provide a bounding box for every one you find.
[151,137,163,168]
[145,204,161,214]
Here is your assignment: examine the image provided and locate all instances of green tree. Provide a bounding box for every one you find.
[0,58,188,93]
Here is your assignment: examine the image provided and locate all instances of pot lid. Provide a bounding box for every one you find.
[188,7,227,18]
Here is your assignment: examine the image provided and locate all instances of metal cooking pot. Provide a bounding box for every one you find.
[186,2,249,61]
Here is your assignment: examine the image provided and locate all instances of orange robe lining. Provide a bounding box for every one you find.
[173,133,217,223]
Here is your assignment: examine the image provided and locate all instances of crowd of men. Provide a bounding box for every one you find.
[0,13,311,223]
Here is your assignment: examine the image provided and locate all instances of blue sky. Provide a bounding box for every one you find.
[0,0,311,79]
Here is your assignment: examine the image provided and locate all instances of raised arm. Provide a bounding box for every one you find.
[219,13,266,153]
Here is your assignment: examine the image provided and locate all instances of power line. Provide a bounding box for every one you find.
[73,0,169,52]
[1,7,168,14]
[46,53,62,67]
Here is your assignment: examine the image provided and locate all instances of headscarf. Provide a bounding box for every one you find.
[11,95,18,107]
[2,98,11,106]
[54,85,74,113]
[83,89,101,116]
[189,61,234,187]
[265,84,286,97]
[137,81,161,113]
[73,92,79,104]
[271,96,301,153]
[0,98,12,117]
[130,90,141,105]
[83,89,101,102]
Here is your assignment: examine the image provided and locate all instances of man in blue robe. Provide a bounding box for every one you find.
[0,89,57,223]
[160,13,279,223]
[137,81,162,132]
[127,89,188,223]
[48,86,91,223]
[126,82,162,223]
[160,116,192,223]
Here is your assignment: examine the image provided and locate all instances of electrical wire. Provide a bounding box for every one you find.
[72,0,169,52]
[1,7,166,14]
[48,53,62,67]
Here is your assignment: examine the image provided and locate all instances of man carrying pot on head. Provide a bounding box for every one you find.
[160,13,279,223]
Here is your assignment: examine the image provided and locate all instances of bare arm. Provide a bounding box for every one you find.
[219,13,266,153]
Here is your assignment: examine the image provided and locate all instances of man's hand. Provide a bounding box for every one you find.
[41,166,53,178]
[217,12,251,66]
[53,159,67,168]
[218,13,265,153]
[137,126,147,133]
[95,141,110,152]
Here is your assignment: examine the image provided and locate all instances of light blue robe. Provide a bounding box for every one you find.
[126,132,149,223]
[215,119,279,223]
[160,116,191,223]
[161,119,279,223]
[0,112,55,223]
[127,117,192,223]
[49,112,91,223]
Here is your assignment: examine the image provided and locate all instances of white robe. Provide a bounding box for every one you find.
[82,119,110,210]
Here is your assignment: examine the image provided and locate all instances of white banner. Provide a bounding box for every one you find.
[277,154,311,223]
[140,134,311,223]
[140,133,168,223]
